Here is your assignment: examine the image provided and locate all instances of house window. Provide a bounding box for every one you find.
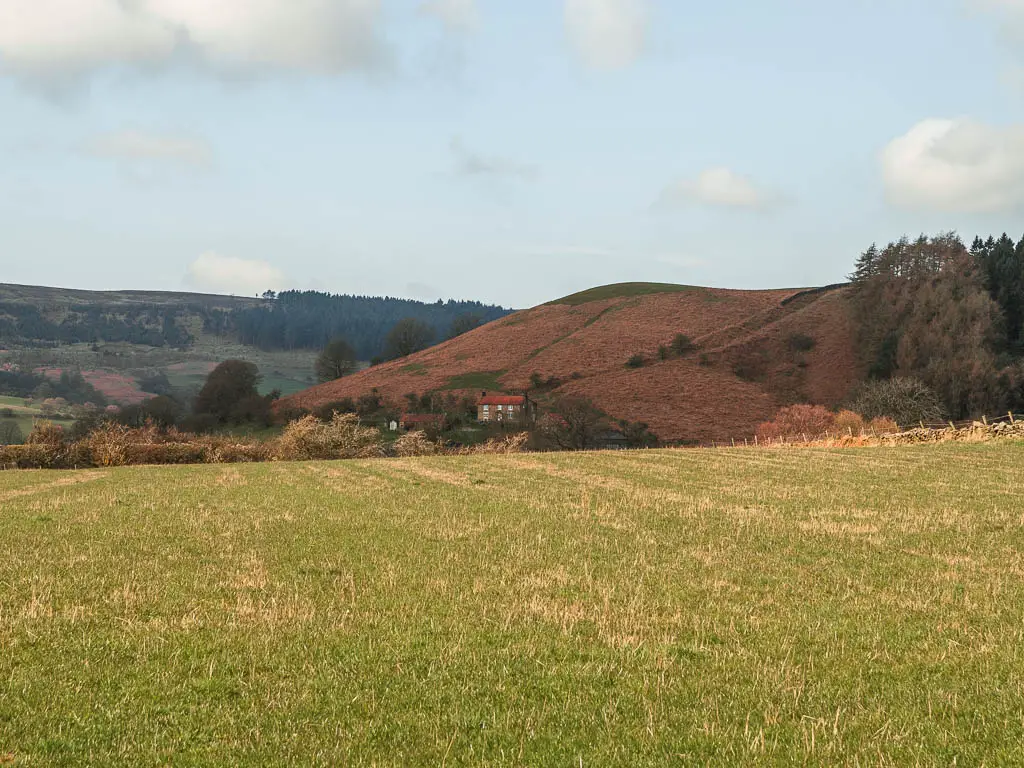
[483,405,490,417]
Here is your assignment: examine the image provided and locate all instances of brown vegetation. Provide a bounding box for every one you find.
[0,419,530,470]
[276,284,860,442]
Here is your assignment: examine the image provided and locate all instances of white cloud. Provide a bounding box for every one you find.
[882,118,1024,212]
[0,0,388,85]
[85,130,213,170]
[450,138,538,182]
[185,252,288,296]
[419,0,478,33]
[565,0,649,70]
[657,167,785,211]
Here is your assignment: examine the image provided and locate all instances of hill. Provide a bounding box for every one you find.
[0,283,511,404]
[279,282,861,442]
[3,444,1022,763]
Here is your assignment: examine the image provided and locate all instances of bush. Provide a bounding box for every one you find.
[657,345,670,361]
[867,416,900,435]
[617,420,659,448]
[1,407,13,418]
[393,431,439,457]
[832,410,866,436]
[315,399,357,421]
[787,333,816,353]
[756,405,836,442]
[671,334,697,356]
[626,354,646,369]
[850,378,944,428]
[276,413,383,461]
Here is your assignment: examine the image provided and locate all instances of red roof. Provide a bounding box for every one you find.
[480,395,525,406]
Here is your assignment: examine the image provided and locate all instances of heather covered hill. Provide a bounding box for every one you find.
[279,283,861,442]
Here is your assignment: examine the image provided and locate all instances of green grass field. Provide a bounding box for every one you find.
[0,396,43,444]
[2,444,1023,765]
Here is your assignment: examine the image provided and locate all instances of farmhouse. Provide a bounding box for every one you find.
[399,413,444,432]
[477,392,536,424]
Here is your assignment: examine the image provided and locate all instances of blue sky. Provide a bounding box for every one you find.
[1,0,1023,308]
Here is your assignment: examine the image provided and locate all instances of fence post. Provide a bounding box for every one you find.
[1011,411,1016,425]
[731,438,735,447]
[983,415,988,425]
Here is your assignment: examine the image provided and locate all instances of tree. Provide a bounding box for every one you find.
[618,420,659,448]
[315,337,358,383]
[849,233,1009,418]
[385,318,434,360]
[194,360,264,425]
[850,378,944,428]
[538,396,608,451]
[449,313,482,339]
[0,420,23,446]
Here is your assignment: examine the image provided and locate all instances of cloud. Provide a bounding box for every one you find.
[185,252,288,296]
[0,0,388,86]
[419,0,478,33]
[882,118,1024,212]
[450,138,538,182]
[85,130,213,170]
[657,167,786,211]
[972,0,1024,53]
[565,0,649,70]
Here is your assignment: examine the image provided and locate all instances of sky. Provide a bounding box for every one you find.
[1,0,1023,308]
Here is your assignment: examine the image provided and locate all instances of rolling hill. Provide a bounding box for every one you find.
[279,282,862,443]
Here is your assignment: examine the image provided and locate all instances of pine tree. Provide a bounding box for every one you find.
[851,244,879,283]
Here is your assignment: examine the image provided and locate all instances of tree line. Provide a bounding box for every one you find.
[231,291,510,359]
[850,231,1024,420]
[0,302,193,347]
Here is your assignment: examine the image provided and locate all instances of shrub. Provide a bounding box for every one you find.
[850,378,944,428]
[868,416,900,435]
[626,354,646,369]
[787,333,816,353]
[617,420,659,448]
[455,432,529,455]
[393,431,439,457]
[756,405,836,442]
[85,422,135,467]
[276,413,383,461]
[314,399,357,421]
[657,345,670,361]
[671,334,696,356]
[1,407,13,418]
[832,410,866,436]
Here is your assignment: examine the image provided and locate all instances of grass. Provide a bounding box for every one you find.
[2,443,1024,765]
[444,370,507,391]
[550,282,704,306]
[0,397,44,444]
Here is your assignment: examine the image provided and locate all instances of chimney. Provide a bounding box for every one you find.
[481,391,487,398]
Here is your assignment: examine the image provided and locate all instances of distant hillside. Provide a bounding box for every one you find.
[0,283,512,404]
[279,282,861,443]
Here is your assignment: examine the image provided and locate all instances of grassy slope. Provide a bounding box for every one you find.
[549,282,708,306]
[2,444,1023,765]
